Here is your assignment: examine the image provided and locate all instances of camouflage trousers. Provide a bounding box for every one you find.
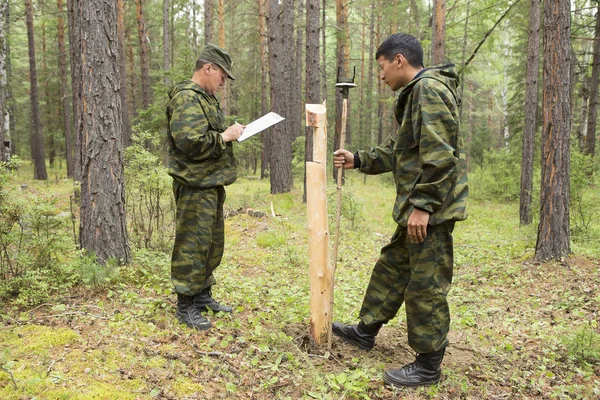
[359,221,455,353]
[171,182,226,296]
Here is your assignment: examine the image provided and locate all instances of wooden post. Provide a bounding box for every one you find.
[306,101,332,347]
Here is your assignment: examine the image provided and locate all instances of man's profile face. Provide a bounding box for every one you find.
[377,54,406,92]
[204,64,227,95]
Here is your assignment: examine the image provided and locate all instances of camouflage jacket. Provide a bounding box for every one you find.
[166,80,237,188]
[357,64,468,226]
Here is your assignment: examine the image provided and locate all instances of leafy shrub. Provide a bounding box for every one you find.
[0,162,79,305]
[563,321,600,365]
[570,150,597,234]
[124,128,175,251]
[469,149,524,201]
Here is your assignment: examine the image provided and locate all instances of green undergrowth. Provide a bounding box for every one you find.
[1,167,599,399]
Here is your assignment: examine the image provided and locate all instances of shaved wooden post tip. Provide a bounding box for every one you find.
[305,102,327,127]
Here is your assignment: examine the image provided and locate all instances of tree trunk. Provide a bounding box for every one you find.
[218,0,228,115]
[293,0,304,139]
[304,0,321,201]
[519,0,541,226]
[135,0,152,109]
[68,0,82,180]
[25,0,47,180]
[204,0,213,44]
[259,0,269,180]
[334,0,349,179]
[577,83,589,153]
[117,0,131,147]
[127,28,137,114]
[268,0,294,194]
[431,0,446,64]
[535,0,571,262]
[0,0,8,162]
[57,0,74,177]
[73,0,131,265]
[409,0,420,38]
[367,3,375,145]
[321,0,327,105]
[585,2,600,157]
[163,0,170,86]
[42,21,55,169]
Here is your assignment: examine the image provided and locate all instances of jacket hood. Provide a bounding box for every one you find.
[404,64,460,101]
[168,80,208,99]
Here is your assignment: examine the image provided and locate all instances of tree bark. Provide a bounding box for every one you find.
[367,3,375,145]
[163,0,171,86]
[519,0,541,226]
[204,0,213,44]
[25,0,47,180]
[293,0,304,139]
[535,0,571,262]
[68,0,82,180]
[321,0,327,105]
[41,21,55,168]
[585,2,600,157]
[135,0,152,109]
[73,0,131,265]
[304,0,321,201]
[57,0,74,177]
[334,0,349,179]
[268,0,294,194]
[0,0,8,162]
[117,0,131,147]
[431,0,446,64]
[217,0,228,116]
[258,0,269,180]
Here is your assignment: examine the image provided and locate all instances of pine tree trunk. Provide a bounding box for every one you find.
[117,0,131,147]
[321,0,327,105]
[535,0,571,262]
[258,0,269,180]
[57,0,73,177]
[163,0,170,86]
[25,0,47,180]
[135,0,152,109]
[367,3,375,145]
[68,0,82,180]
[293,0,304,140]
[304,0,321,201]
[42,21,55,169]
[431,0,446,64]
[0,0,8,162]
[205,0,213,44]
[268,0,294,194]
[218,0,228,115]
[585,2,600,157]
[519,0,541,226]
[334,0,349,179]
[74,0,131,265]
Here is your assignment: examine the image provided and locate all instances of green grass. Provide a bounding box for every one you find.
[1,164,600,399]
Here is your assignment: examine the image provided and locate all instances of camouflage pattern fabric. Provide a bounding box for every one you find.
[166,80,237,189]
[359,222,455,353]
[171,182,226,295]
[357,64,468,227]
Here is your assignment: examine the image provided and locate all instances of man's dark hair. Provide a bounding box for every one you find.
[195,58,210,71]
[376,33,424,68]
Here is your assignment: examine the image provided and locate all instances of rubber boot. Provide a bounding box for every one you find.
[193,288,232,313]
[331,321,382,350]
[176,294,212,330]
[383,348,445,387]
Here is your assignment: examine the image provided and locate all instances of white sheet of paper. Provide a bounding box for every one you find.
[237,112,285,142]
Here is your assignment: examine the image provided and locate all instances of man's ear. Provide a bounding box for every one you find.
[396,53,405,67]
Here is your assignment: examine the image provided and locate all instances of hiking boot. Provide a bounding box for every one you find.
[331,321,381,350]
[176,294,212,330]
[383,348,445,387]
[193,288,232,313]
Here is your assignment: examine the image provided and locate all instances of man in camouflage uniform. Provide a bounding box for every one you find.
[166,44,245,330]
[332,33,468,387]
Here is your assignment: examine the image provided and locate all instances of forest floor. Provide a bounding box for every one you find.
[1,172,599,399]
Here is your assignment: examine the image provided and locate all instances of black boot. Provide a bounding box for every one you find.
[331,321,382,350]
[383,348,445,387]
[193,288,232,313]
[176,294,212,330]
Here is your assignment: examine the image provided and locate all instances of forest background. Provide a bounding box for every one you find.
[0,0,599,399]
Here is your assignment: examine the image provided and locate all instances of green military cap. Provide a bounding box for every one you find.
[199,43,236,80]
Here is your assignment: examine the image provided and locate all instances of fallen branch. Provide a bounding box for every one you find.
[1,365,17,390]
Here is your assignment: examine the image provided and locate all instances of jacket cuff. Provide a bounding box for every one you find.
[353,151,361,169]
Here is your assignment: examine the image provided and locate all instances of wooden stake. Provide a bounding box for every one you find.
[332,97,348,273]
[305,102,332,347]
